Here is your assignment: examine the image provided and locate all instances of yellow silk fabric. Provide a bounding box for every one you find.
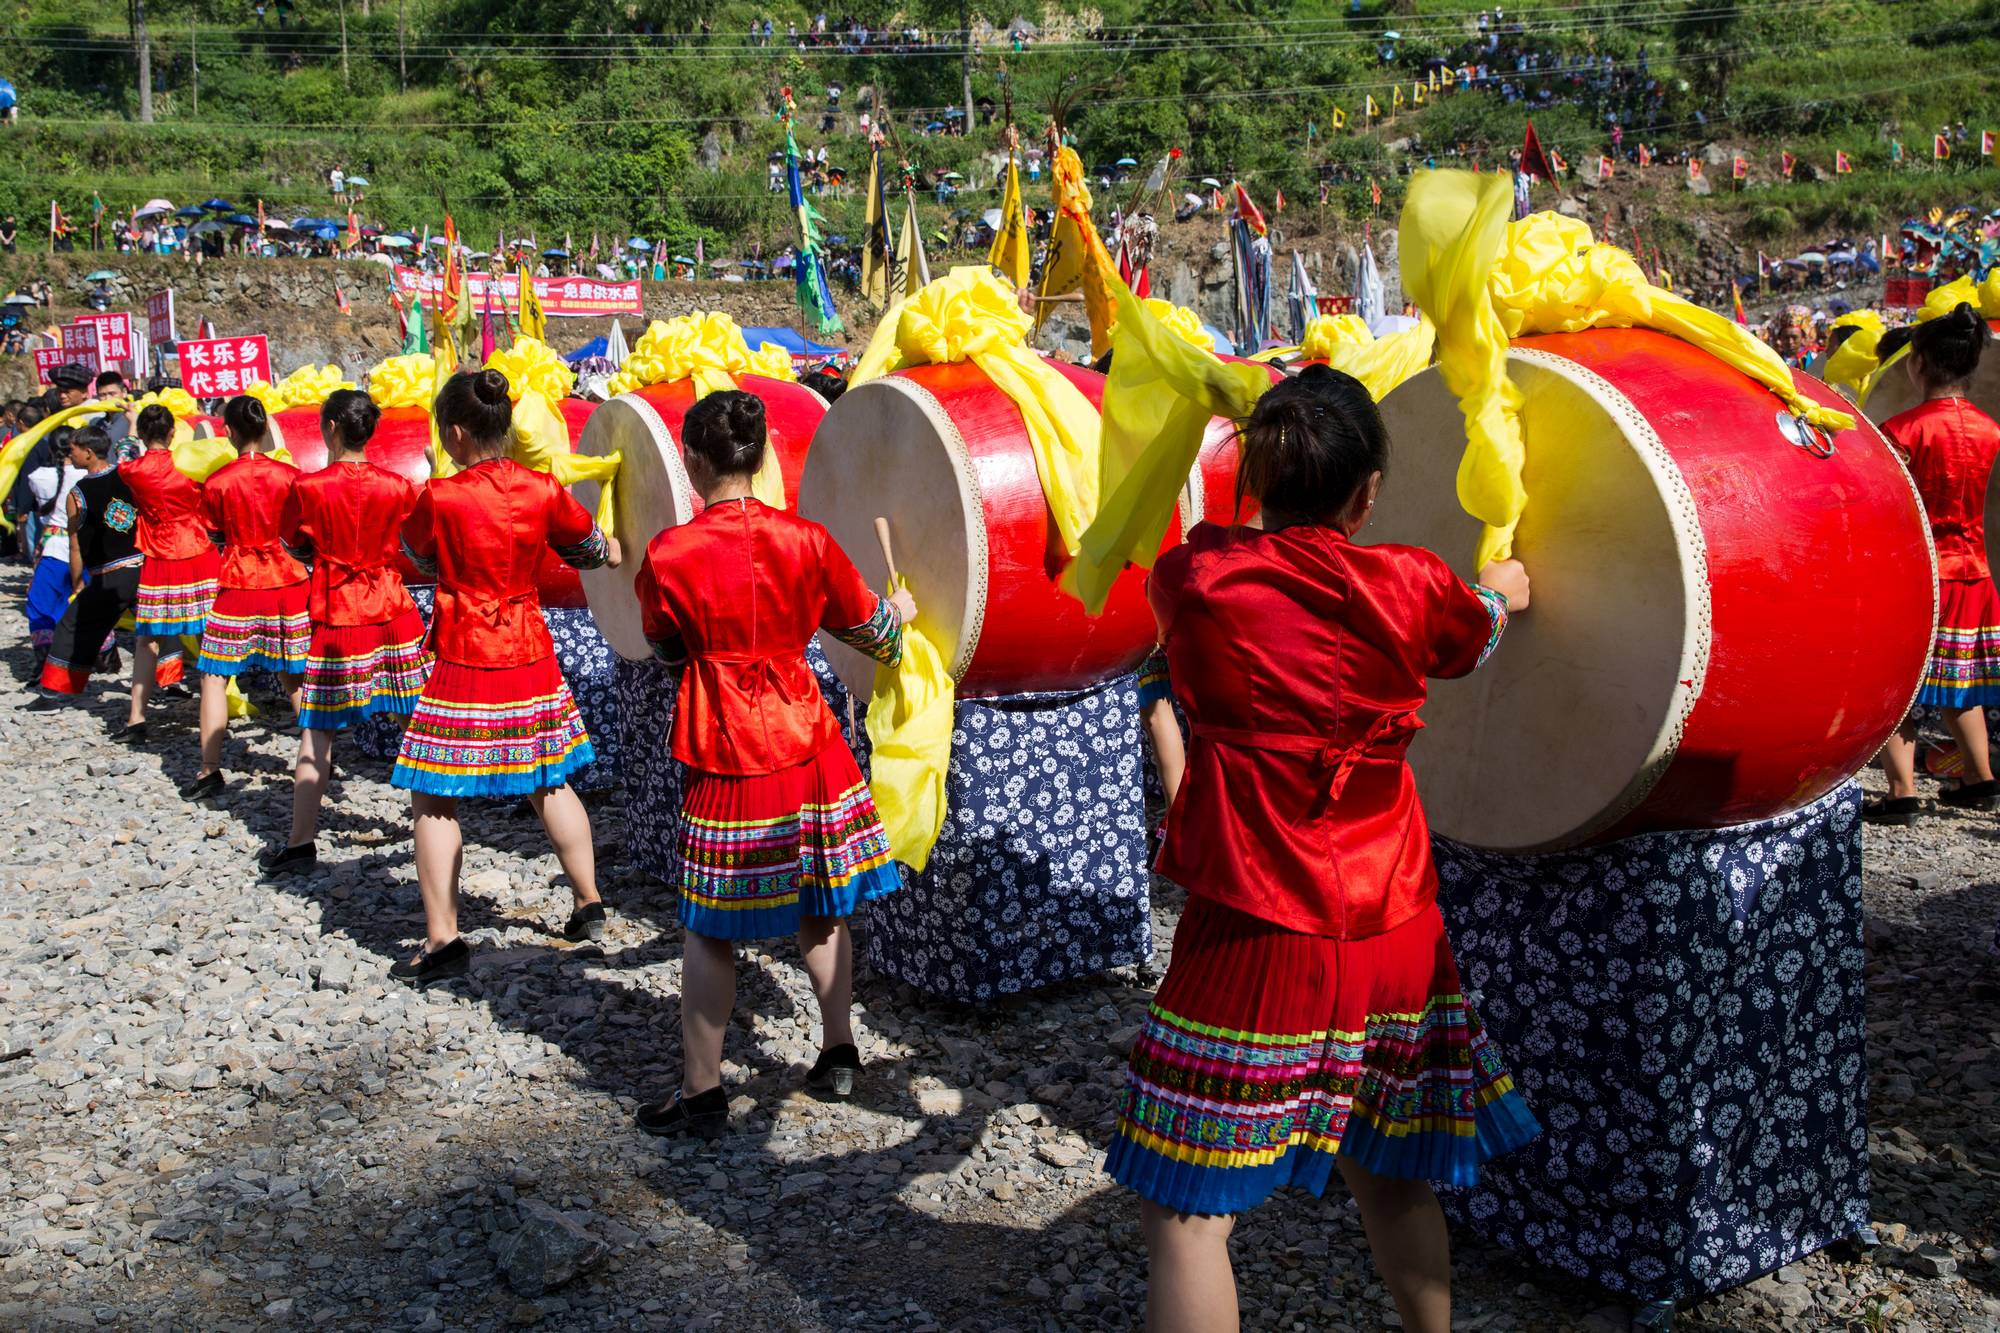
[1296,314,1438,401]
[606,311,798,399]
[278,364,355,409]
[865,580,954,872]
[853,265,1103,557]
[988,155,1032,291]
[1066,280,1276,614]
[171,435,240,482]
[1820,311,1891,401]
[506,388,623,538]
[488,337,576,405]
[1138,299,1215,351]
[368,353,438,409]
[133,387,201,419]
[1402,170,1856,567]
[1837,273,2000,407]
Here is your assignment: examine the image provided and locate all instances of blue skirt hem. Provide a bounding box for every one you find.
[680,860,902,941]
[135,619,206,638]
[389,741,596,797]
[198,652,309,678]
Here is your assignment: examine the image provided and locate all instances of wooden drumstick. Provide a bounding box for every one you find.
[873,515,900,585]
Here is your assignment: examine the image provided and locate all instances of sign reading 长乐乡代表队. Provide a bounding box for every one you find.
[175,334,272,399]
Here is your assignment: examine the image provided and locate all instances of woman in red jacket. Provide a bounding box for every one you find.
[262,389,432,876]
[388,369,618,985]
[183,395,310,799]
[1868,304,1998,821]
[119,403,212,733]
[629,390,911,1139]
[1103,366,1539,1333]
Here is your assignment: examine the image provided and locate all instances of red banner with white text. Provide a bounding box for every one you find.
[392,266,643,318]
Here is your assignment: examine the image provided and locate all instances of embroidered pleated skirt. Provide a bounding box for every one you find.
[1104,895,1541,1215]
[196,582,313,676]
[390,653,594,797]
[133,549,220,637]
[1918,577,2000,708]
[297,608,432,731]
[678,740,901,941]
[26,555,73,648]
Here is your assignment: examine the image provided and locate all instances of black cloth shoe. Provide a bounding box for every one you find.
[159,681,193,700]
[259,841,317,877]
[635,1086,728,1139]
[109,720,149,743]
[178,770,226,801]
[1862,796,1923,826]
[19,692,68,713]
[1937,778,1998,811]
[806,1043,862,1098]
[389,937,471,988]
[562,901,607,943]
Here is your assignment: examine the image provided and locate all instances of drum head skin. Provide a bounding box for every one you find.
[1375,347,1700,851]
[573,382,699,661]
[1861,318,2000,579]
[1373,328,1934,851]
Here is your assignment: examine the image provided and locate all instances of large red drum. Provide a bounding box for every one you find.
[572,375,827,659]
[534,397,602,610]
[1370,327,1936,852]
[801,360,1197,700]
[267,403,433,483]
[1860,316,2000,577]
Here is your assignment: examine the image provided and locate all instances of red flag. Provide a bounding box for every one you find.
[1732,156,1748,180]
[1835,150,1853,175]
[1231,182,1268,237]
[1637,144,1652,167]
[1273,188,1286,213]
[388,284,405,339]
[1370,178,1382,207]
[1732,284,1747,325]
[1984,131,1996,157]
[1933,133,1952,161]
[1548,148,1568,175]
[1519,120,1558,183]
[1688,159,1704,182]
[1781,151,1796,178]
[1597,155,1614,180]
[335,283,352,316]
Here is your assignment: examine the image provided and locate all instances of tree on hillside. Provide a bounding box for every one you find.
[1671,0,1745,107]
[128,0,153,122]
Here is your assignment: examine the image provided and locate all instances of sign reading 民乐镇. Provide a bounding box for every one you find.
[76,312,135,367]
[176,334,272,399]
[391,266,643,318]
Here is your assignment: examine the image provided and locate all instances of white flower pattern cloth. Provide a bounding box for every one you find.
[1433,782,1869,1302]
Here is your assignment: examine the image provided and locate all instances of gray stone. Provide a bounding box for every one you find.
[494,1200,606,1297]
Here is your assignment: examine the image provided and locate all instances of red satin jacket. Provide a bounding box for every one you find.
[284,461,421,626]
[635,498,885,776]
[1884,397,2000,583]
[1151,522,1503,940]
[120,448,213,561]
[401,459,602,667]
[202,453,306,591]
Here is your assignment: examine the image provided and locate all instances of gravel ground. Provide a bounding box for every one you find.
[0,566,1995,1333]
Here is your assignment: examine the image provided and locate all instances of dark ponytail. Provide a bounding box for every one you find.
[433,368,514,444]
[222,394,268,447]
[135,403,177,447]
[1236,364,1389,522]
[321,388,381,453]
[1908,303,1990,389]
[682,389,767,478]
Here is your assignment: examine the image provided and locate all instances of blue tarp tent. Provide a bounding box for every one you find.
[739,325,846,363]
[564,336,608,363]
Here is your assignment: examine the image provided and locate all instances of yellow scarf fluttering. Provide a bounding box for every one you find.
[605,311,795,506]
[0,401,120,531]
[865,578,953,872]
[1037,146,1119,358]
[1065,281,1278,613]
[1401,169,1856,568]
[1824,272,2000,407]
[1293,314,1437,401]
[853,265,1103,555]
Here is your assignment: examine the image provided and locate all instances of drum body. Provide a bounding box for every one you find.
[267,403,432,483]
[535,397,602,610]
[1371,328,1936,852]
[802,360,1178,700]
[573,375,826,659]
[1861,317,2000,578]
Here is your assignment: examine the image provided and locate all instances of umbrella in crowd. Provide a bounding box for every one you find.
[201,198,234,211]
[225,214,258,226]
[175,206,204,218]
[85,269,118,281]
[134,199,173,218]
[627,238,653,251]
[346,176,370,188]
[543,248,568,258]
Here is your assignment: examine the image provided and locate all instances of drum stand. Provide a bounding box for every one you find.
[1433,783,1871,1318]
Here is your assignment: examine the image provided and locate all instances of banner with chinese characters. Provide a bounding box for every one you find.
[176,334,272,399]
[146,290,177,347]
[77,312,136,368]
[60,321,107,373]
[32,347,69,385]
[391,266,643,317]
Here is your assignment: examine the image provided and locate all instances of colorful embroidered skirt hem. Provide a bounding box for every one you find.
[390,654,594,797]
[679,742,901,941]
[296,610,432,731]
[1916,577,2000,708]
[1104,895,1540,1216]
[133,550,220,638]
[196,583,312,676]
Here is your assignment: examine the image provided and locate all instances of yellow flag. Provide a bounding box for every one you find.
[894,193,931,304]
[516,264,546,343]
[1413,82,1426,106]
[1037,145,1119,359]
[860,144,891,308]
[1065,280,1275,613]
[1366,95,1380,118]
[1393,85,1405,109]
[1332,106,1348,130]
[988,154,1032,290]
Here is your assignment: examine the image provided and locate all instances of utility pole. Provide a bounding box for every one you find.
[959,0,974,132]
[338,0,351,88]
[132,0,153,123]
[398,0,408,91]
[190,12,198,115]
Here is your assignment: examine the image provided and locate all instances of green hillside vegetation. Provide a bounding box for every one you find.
[0,0,1995,259]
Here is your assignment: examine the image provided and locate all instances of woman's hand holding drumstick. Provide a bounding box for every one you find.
[874,516,919,624]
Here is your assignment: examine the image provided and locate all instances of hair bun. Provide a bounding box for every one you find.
[473,368,510,406]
